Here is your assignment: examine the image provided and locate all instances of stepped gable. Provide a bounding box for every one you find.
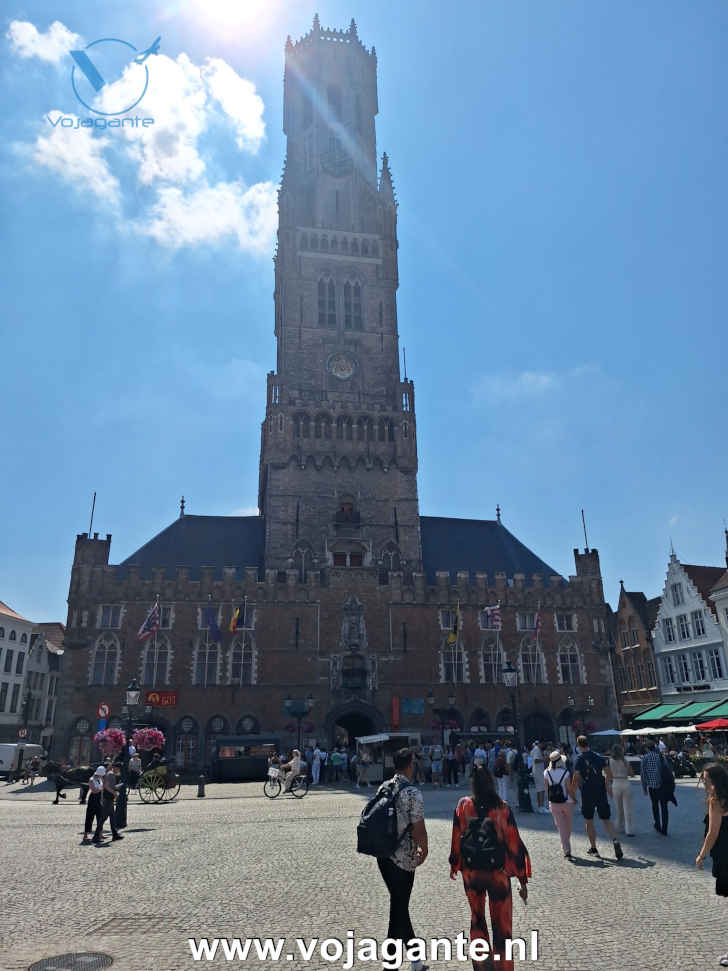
[119,515,265,580]
[683,564,726,618]
[420,516,563,585]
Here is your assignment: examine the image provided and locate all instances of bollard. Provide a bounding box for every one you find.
[197,773,206,798]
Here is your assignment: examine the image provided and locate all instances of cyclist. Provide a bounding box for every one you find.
[280,749,302,793]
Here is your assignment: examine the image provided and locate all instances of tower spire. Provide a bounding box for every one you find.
[379,153,396,207]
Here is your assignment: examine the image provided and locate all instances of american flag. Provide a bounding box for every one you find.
[137,600,160,641]
[485,605,502,631]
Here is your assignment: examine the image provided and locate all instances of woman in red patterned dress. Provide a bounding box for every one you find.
[449,765,531,971]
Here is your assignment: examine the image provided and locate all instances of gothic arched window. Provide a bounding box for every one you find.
[90,634,119,686]
[351,238,359,256]
[301,414,310,437]
[362,239,369,256]
[518,636,547,684]
[481,638,504,684]
[321,235,329,252]
[142,634,170,686]
[318,278,336,328]
[9,630,16,641]
[195,640,219,686]
[20,632,27,644]
[341,237,349,254]
[558,638,583,685]
[230,635,254,686]
[378,419,386,441]
[356,417,367,441]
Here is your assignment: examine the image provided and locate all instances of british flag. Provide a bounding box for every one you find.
[485,605,502,631]
[137,600,160,641]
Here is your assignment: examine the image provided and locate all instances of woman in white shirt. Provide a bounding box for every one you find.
[544,750,575,859]
[608,744,634,837]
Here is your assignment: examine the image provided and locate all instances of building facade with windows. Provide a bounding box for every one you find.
[651,553,727,703]
[0,601,65,749]
[612,583,661,724]
[55,18,616,768]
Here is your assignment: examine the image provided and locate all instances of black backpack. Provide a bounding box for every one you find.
[579,752,605,794]
[546,769,567,804]
[459,806,506,871]
[356,778,415,858]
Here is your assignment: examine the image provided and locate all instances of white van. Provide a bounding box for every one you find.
[0,743,45,779]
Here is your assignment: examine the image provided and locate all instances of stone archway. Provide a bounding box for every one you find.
[324,700,386,748]
[522,711,555,746]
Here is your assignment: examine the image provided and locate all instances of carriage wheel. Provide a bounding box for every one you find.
[158,782,181,802]
[263,778,281,798]
[291,775,309,799]
[139,777,157,803]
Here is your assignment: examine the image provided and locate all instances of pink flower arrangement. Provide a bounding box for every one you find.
[94,727,126,756]
[131,727,166,752]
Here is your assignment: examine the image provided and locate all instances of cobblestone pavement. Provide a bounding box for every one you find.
[1,777,725,971]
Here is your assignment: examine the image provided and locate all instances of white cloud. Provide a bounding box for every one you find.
[138,180,277,252]
[17,27,275,253]
[473,365,600,403]
[31,114,120,205]
[669,515,680,527]
[231,506,259,516]
[202,57,265,152]
[7,20,81,63]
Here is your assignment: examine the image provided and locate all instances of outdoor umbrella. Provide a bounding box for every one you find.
[591,729,620,736]
[695,718,728,732]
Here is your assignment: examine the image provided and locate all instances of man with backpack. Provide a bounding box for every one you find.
[357,748,429,970]
[569,735,623,860]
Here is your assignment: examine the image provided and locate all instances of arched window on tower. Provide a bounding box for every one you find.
[362,239,369,256]
[327,84,342,121]
[318,278,336,328]
[195,640,219,686]
[353,282,362,329]
[356,417,367,441]
[344,282,353,330]
[341,237,349,254]
[230,634,254,685]
[351,238,359,256]
[141,635,170,686]
[557,638,584,685]
[90,634,119,686]
[518,636,547,684]
[378,419,386,442]
[301,414,310,438]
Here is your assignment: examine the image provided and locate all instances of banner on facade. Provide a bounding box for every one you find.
[145,690,177,707]
[401,697,425,715]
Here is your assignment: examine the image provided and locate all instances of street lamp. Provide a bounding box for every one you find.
[587,695,595,709]
[116,678,141,830]
[284,695,315,752]
[567,694,575,708]
[502,661,520,745]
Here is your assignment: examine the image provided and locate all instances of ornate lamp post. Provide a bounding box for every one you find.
[116,678,141,829]
[502,660,520,745]
[284,693,315,752]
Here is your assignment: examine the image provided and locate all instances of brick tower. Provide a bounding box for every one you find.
[258,16,422,576]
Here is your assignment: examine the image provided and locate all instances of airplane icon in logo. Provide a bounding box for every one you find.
[70,36,161,93]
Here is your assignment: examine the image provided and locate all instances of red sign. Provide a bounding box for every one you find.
[96,702,110,719]
[145,690,177,708]
[17,727,28,739]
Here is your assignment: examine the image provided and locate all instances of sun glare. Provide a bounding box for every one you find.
[188,0,278,33]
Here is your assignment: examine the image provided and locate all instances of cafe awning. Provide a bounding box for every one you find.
[632,702,693,723]
[669,700,726,722]
[694,701,728,720]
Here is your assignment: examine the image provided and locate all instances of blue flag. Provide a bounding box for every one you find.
[205,605,222,642]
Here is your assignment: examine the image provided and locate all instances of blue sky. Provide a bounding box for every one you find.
[2,0,726,623]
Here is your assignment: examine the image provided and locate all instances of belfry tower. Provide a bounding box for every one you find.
[258,16,421,576]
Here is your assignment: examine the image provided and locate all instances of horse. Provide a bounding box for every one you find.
[43,760,93,804]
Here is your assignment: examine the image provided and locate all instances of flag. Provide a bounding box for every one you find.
[229,606,240,633]
[137,601,160,641]
[535,609,542,639]
[205,605,222,643]
[484,605,502,631]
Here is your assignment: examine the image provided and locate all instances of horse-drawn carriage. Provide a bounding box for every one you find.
[137,762,181,803]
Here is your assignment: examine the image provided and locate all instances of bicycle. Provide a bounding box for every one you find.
[263,765,309,799]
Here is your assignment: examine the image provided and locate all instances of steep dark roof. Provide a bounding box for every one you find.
[711,569,728,595]
[683,564,726,619]
[624,591,661,632]
[119,515,265,579]
[419,517,563,584]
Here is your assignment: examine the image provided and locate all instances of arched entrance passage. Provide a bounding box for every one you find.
[522,711,555,746]
[324,700,386,748]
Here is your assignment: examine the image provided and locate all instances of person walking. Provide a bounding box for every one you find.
[312,744,323,785]
[696,763,728,966]
[449,764,531,971]
[81,767,106,845]
[544,750,575,859]
[608,745,635,837]
[128,752,142,792]
[640,741,671,835]
[445,745,459,787]
[376,748,429,971]
[570,735,623,860]
[431,742,443,787]
[93,765,123,843]
[530,741,547,814]
[493,748,510,803]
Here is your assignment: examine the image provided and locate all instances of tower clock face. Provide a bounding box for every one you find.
[328,354,357,380]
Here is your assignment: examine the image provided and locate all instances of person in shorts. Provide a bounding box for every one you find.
[569,735,622,860]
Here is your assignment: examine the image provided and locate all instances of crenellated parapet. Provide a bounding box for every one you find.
[288,15,376,58]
